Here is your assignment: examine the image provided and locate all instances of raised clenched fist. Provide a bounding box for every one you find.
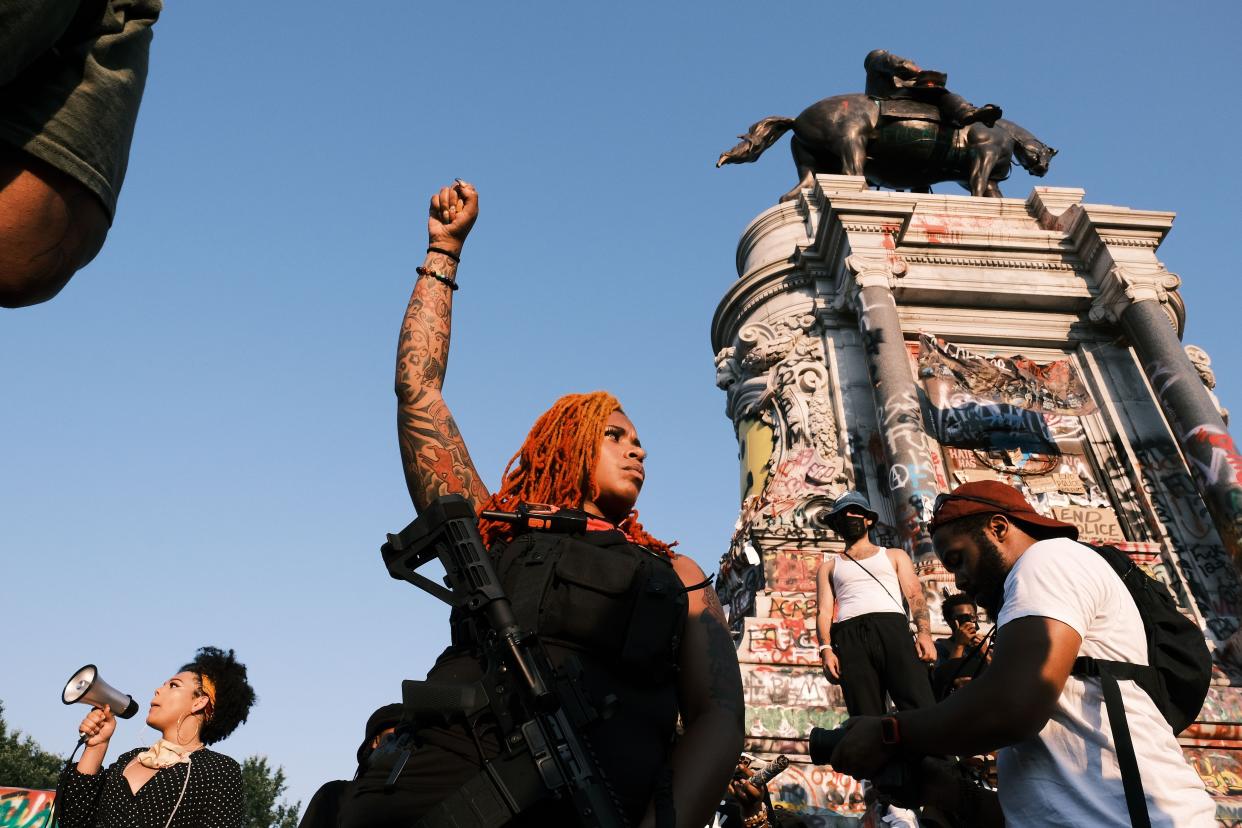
[426,180,478,258]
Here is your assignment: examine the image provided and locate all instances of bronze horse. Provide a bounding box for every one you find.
[717,93,1057,200]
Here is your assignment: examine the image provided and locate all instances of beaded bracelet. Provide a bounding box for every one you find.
[426,246,461,263]
[416,265,458,291]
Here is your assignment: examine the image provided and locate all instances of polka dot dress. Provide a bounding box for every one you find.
[57,746,243,828]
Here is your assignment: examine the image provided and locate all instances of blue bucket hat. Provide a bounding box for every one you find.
[827,491,879,522]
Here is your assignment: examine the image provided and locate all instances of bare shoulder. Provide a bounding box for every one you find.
[671,555,727,624]
[817,555,836,583]
[672,553,708,586]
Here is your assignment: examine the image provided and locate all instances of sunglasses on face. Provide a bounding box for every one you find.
[952,614,977,624]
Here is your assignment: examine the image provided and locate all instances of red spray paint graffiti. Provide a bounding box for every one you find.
[743,617,820,666]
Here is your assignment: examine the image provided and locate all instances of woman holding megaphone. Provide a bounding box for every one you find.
[56,647,255,828]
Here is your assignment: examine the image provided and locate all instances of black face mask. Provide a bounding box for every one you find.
[838,516,869,542]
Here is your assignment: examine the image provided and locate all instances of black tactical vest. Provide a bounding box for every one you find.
[466,527,687,679]
[423,526,689,823]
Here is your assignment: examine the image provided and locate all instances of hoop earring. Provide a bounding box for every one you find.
[175,713,196,746]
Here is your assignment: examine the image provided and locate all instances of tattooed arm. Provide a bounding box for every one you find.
[891,548,937,663]
[644,555,743,828]
[395,181,490,513]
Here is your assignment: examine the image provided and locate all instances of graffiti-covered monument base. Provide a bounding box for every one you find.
[0,788,54,828]
[711,176,1242,824]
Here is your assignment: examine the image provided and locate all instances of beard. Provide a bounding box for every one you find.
[967,527,1009,618]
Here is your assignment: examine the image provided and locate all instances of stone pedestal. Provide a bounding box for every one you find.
[712,177,1242,823]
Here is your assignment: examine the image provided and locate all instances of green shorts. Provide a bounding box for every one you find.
[0,0,161,221]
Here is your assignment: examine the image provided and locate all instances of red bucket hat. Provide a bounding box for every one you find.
[929,481,1078,540]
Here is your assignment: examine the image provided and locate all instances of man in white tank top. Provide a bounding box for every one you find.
[814,491,937,718]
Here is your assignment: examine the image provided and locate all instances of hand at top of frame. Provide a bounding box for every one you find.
[427,180,478,259]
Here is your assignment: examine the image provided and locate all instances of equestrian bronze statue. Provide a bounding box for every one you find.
[717,50,1057,200]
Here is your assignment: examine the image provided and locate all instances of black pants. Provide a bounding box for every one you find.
[831,612,935,717]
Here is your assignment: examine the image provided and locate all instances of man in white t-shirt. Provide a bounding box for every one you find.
[827,481,1215,827]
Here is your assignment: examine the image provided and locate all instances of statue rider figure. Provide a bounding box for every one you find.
[865,49,1002,128]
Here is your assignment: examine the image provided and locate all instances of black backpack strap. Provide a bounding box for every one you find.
[1073,656,1151,828]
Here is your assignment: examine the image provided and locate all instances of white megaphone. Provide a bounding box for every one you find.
[62,664,139,720]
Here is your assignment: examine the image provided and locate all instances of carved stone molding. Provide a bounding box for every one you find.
[1089,263,1183,332]
[900,253,1079,272]
[846,253,908,288]
[840,222,899,235]
[834,253,908,312]
[738,313,819,376]
[1099,236,1161,249]
[714,310,849,546]
[1186,344,1230,425]
[712,270,816,353]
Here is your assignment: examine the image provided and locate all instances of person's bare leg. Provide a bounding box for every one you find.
[0,149,109,307]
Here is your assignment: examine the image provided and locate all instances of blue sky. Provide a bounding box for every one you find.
[4,0,1240,811]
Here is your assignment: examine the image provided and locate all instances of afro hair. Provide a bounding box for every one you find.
[180,646,256,745]
[940,591,977,624]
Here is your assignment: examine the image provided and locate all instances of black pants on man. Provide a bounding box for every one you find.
[831,612,935,716]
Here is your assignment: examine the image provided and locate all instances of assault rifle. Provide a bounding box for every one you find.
[381,494,629,828]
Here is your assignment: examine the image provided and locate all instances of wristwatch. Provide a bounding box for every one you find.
[880,715,901,747]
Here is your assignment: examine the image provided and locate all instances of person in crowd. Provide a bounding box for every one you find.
[932,593,990,699]
[815,491,936,717]
[299,703,403,828]
[0,0,160,307]
[57,647,255,828]
[339,180,744,828]
[827,481,1216,826]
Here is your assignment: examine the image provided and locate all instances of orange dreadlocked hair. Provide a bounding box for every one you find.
[477,391,675,558]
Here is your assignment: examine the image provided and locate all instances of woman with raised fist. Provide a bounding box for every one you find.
[340,182,744,828]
